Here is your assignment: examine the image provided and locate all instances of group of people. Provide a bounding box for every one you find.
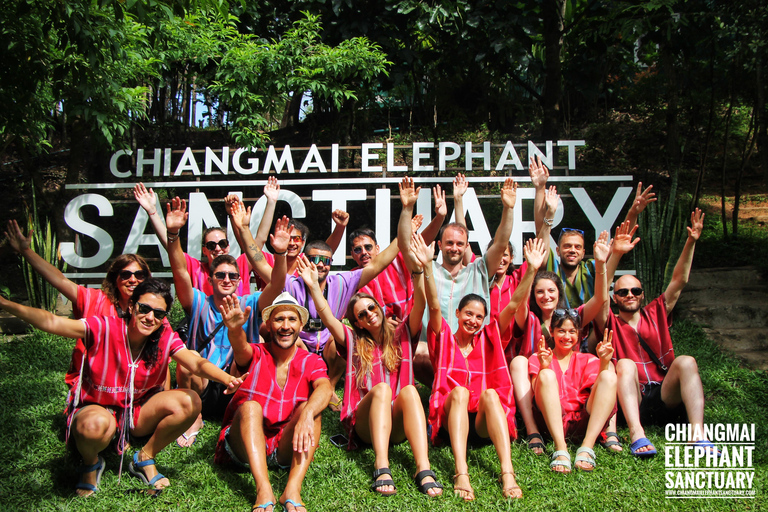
[0,159,717,511]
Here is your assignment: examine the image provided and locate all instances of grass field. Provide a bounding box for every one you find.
[0,320,765,511]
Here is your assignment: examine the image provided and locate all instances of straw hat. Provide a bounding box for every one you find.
[261,292,309,326]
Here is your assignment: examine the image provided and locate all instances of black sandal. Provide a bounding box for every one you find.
[599,431,623,452]
[526,433,546,455]
[413,469,443,496]
[371,467,397,496]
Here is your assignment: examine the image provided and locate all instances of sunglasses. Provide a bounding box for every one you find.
[213,271,240,281]
[204,239,229,251]
[308,254,332,266]
[119,270,147,281]
[553,308,579,320]
[558,227,585,243]
[289,235,305,243]
[356,302,378,320]
[136,302,168,320]
[614,287,643,298]
[352,244,374,255]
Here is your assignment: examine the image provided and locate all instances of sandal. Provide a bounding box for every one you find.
[413,469,443,496]
[452,473,474,502]
[128,451,168,488]
[329,394,343,412]
[575,446,596,471]
[371,467,397,496]
[280,499,306,511]
[526,433,546,455]
[498,470,522,499]
[549,450,571,474]
[599,431,623,452]
[75,456,105,496]
[252,502,275,512]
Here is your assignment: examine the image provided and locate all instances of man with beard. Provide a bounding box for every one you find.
[214,293,332,512]
[596,209,713,458]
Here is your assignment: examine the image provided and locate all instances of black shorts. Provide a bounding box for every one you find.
[200,380,234,419]
[638,382,688,426]
[436,412,492,447]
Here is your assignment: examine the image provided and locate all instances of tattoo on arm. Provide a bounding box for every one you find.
[247,243,265,262]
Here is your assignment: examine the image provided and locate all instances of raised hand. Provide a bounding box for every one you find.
[433,184,447,217]
[411,213,424,233]
[219,294,251,331]
[528,155,549,189]
[165,197,189,232]
[687,208,704,241]
[629,182,657,218]
[593,230,611,263]
[453,173,468,199]
[398,176,420,208]
[500,178,518,209]
[133,183,157,214]
[536,336,553,369]
[524,237,548,270]
[331,209,350,227]
[229,198,248,231]
[270,215,291,254]
[409,232,434,270]
[4,220,31,253]
[544,185,560,217]
[263,176,280,203]
[611,220,640,255]
[597,329,614,365]
[297,254,319,288]
[223,372,249,395]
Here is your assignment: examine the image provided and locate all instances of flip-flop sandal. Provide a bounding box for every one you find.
[526,433,546,455]
[413,469,443,496]
[371,467,397,496]
[128,451,167,488]
[498,470,523,499]
[452,473,475,501]
[630,437,657,458]
[693,440,722,458]
[549,450,572,473]
[176,420,204,447]
[280,498,306,511]
[75,456,106,496]
[252,501,275,512]
[599,431,623,452]
[575,446,596,471]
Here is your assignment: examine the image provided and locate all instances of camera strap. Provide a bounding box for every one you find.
[634,331,668,375]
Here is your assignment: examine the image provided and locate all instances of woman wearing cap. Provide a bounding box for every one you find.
[0,278,246,496]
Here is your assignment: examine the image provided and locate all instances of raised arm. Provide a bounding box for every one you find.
[166,197,194,312]
[605,220,640,284]
[665,208,703,312]
[134,183,169,248]
[452,174,474,264]
[218,294,254,370]
[0,295,86,339]
[325,209,350,253]
[254,176,279,247]
[298,255,345,343]
[408,232,433,336]
[581,230,610,325]
[624,182,657,229]
[529,156,549,236]
[485,178,518,273]
[4,219,78,303]
[231,199,273,286]
[397,176,420,272]
[420,184,447,245]
[225,194,252,270]
[256,216,290,313]
[173,345,248,395]
[499,237,547,333]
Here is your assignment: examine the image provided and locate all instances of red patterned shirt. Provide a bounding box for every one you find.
[528,351,601,413]
[358,252,413,321]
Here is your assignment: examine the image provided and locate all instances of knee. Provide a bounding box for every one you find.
[398,384,420,404]
[479,388,500,407]
[447,386,470,406]
[370,382,393,401]
[537,368,557,386]
[597,369,617,389]
[673,355,699,375]
[511,355,528,374]
[239,400,264,419]
[179,389,202,416]
[75,413,113,440]
[616,359,637,379]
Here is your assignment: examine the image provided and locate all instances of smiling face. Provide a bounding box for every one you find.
[455,299,486,337]
[534,278,560,314]
[130,292,167,338]
[202,229,230,262]
[552,318,579,354]
[268,306,303,349]
[286,228,306,258]
[556,233,586,270]
[306,248,333,283]
[209,262,240,297]
[613,275,644,313]
[116,261,147,301]
[353,298,382,332]
[439,226,468,266]
[496,247,512,277]
[350,235,380,268]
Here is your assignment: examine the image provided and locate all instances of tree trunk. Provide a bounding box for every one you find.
[541,0,565,140]
[720,93,734,240]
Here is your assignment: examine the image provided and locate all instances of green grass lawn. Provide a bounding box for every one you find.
[0,320,765,511]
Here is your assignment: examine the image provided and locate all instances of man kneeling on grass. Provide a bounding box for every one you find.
[214,293,332,512]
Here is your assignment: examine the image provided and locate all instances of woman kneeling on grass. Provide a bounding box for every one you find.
[528,313,617,473]
[421,236,549,501]
[0,278,246,496]
[297,245,443,497]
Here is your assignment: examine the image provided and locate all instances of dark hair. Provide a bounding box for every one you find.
[438,222,469,243]
[210,254,238,274]
[128,278,173,368]
[349,227,377,247]
[287,219,309,239]
[529,271,566,321]
[486,239,516,275]
[551,309,582,330]
[304,240,333,254]
[203,226,227,241]
[458,293,487,317]
[101,254,151,305]
[345,293,400,387]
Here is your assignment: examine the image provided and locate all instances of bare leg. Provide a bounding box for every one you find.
[227,401,277,511]
[534,370,569,473]
[661,356,705,437]
[71,405,117,496]
[413,341,434,388]
[131,389,202,488]
[616,359,655,453]
[322,338,344,412]
[392,385,441,496]
[444,386,473,501]
[175,349,207,446]
[475,389,521,498]
[278,402,323,511]
[354,382,395,495]
[578,370,618,470]
[510,355,542,454]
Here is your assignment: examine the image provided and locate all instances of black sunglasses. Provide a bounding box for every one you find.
[356,302,378,320]
[136,302,168,320]
[309,254,332,266]
[614,287,643,298]
[352,244,374,255]
[204,239,229,251]
[213,271,240,281]
[553,308,579,321]
[119,270,147,281]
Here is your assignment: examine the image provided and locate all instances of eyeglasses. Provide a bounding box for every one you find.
[352,244,374,255]
[614,287,643,298]
[553,308,579,321]
[356,302,378,320]
[119,270,147,281]
[204,239,229,251]
[289,235,305,243]
[136,302,168,320]
[308,254,332,266]
[213,271,240,281]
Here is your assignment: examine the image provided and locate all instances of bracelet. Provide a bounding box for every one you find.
[148,209,157,216]
[596,270,606,275]
[424,273,432,280]
[273,250,287,256]
[543,217,554,226]
[167,231,179,236]
[411,270,424,275]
